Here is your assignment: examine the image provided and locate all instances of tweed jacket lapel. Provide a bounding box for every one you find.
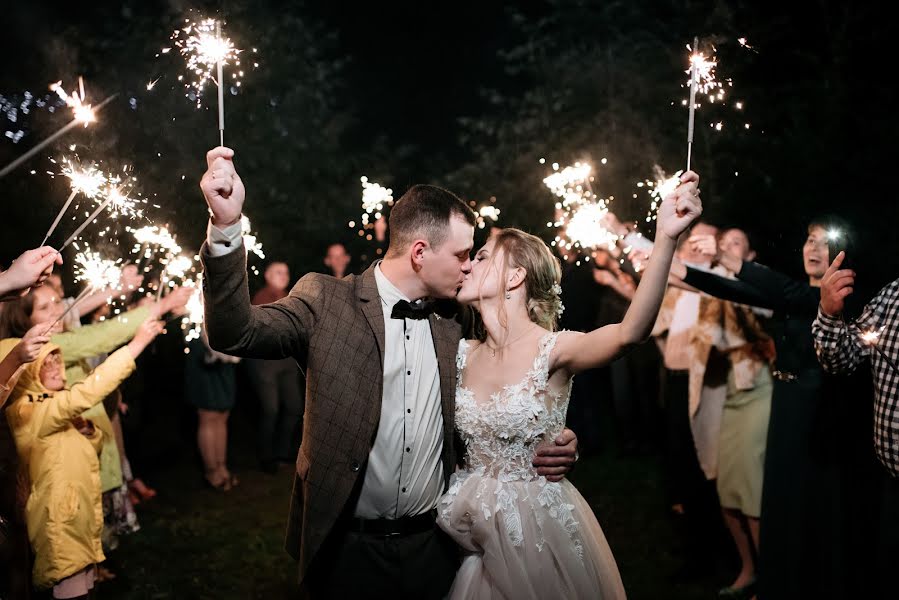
[429,312,459,479]
[357,265,386,370]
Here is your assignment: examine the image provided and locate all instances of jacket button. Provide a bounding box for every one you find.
[350,460,360,472]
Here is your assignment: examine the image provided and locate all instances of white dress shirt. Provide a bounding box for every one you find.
[207,220,445,519]
[355,266,444,518]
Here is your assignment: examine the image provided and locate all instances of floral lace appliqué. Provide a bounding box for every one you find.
[441,332,582,558]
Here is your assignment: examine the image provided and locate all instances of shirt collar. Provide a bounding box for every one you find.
[374,262,411,308]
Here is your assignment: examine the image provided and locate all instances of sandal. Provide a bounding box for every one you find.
[128,478,157,501]
[204,472,229,491]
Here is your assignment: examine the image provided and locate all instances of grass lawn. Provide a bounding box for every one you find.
[102,409,730,599]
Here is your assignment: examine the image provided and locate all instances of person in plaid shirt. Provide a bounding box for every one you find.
[813,249,899,594]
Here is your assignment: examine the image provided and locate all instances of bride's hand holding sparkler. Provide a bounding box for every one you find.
[656,171,701,242]
[820,251,855,317]
[200,146,245,227]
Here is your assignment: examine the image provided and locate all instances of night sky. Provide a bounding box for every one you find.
[1,1,897,296]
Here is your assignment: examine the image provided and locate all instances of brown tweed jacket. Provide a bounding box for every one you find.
[201,245,471,584]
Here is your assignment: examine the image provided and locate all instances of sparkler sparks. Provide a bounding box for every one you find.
[640,166,683,223]
[50,78,96,126]
[476,203,501,230]
[131,225,181,254]
[543,160,618,256]
[61,158,107,199]
[98,174,143,219]
[164,255,194,281]
[168,17,242,107]
[74,250,123,290]
[686,47,720,100]
[860,328,882,345]
[241,215,265,259]
[359,176,393,226]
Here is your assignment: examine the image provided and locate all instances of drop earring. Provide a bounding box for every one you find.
[505,290,511,299]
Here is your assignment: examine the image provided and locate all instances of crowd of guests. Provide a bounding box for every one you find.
[2,214,897,599]
[0,242,355,599]
[561,212,898,599]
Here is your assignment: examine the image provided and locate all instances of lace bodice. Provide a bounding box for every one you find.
[455,332,572,481]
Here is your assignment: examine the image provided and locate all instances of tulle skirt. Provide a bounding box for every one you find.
[437,471,627,599]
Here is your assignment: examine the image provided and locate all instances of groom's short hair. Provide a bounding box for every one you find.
[386,184,476,256]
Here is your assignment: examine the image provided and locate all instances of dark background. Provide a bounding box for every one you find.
[1,0,897,298]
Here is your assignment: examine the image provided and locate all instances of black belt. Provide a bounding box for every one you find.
[346,510,436,537]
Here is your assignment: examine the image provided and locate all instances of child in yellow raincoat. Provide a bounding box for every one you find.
[1,317,162,596]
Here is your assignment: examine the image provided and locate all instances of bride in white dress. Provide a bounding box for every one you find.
[437,171,701,599]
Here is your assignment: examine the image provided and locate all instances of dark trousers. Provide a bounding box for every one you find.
[302,523,459,599]
[875,466,899,595]
[247,358,304,462]
[662,369,729,571]
[565,368,605,456]
[610,342,661,453]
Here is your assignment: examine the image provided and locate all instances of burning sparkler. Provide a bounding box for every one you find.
[41,157,109,246]
[844,320,899,374]
[476,203,501,230]
[241,215,265,259]
[74,250,123,291]
[640,165,684,223]
[56,171,143,253]
[43,249,122,334]
[543,160,618,258]
[168,16,245,144]
[360,176,393,225]
[0,82,116,180]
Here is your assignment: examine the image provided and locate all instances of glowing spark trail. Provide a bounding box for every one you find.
[0,93,116,180]
[41,158,108,246]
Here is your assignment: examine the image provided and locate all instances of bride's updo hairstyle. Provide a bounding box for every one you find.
[491,228,563,331]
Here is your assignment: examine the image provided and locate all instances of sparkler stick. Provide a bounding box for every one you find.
[0,94,117,180]
[42,286,92,335]
[217,20,225,146]
[58,195,114,252]
[686,36,699,172]
[847,321,899,374]
[156,266,168,302]
[41,190,77,247]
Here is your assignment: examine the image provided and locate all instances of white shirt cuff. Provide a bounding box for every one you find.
[206,219,243,257]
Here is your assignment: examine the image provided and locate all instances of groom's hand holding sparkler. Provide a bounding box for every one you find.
[200,146,245,227]
[820,251,855,317]
[656,170,702,241]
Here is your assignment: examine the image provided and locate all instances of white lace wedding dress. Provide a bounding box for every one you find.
[437,332,627,599]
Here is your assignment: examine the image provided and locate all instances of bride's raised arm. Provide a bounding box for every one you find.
[552,171,702,375]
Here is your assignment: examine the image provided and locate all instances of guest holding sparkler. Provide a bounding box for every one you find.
[0,284,190,536]
[46,264,144,331]
[0,317,162,598]
[813,252,899,595]
[668,219,876,599]
[671,228,774,598]
[0,247,62,302]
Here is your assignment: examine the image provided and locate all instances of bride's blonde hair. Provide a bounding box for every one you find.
[489,228,563,331]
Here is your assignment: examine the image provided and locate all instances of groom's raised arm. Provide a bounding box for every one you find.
[200,147,316,360]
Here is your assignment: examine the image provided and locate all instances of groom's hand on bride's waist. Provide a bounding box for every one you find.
[532,428,579,482]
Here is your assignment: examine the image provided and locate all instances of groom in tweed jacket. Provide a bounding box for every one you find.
[198,147,578,598]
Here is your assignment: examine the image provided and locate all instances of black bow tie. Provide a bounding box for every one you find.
[391,299,434,320]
